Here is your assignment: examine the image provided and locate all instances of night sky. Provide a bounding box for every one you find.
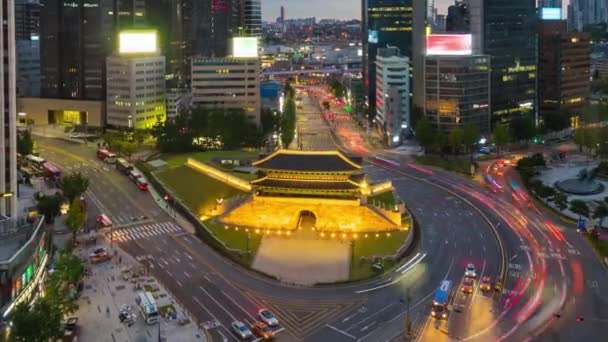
[262,0,454,21]
[262,1,567,21]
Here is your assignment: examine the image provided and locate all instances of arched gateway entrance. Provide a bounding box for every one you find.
[297,210,317,231]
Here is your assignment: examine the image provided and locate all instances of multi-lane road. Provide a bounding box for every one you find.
[33,86,608,342]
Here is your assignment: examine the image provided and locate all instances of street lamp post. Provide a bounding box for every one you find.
[401,288,412,340]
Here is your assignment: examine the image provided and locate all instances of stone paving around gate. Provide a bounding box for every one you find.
[72,240,206,342]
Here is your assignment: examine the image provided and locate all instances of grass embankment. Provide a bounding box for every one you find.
[155,161,262,264]
[369,191,398,208]
[414,155,472,176]
[350,230,410,281]
[161,150,259,181]
[155,165,248,217]
[202,219,262,264]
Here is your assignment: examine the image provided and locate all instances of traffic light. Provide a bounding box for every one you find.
[163,195,170,201]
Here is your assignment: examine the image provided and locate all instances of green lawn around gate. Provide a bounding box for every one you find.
[350,230,410,281]
[369,191,399,208]
[161,150,259,181]
[155,165,248,217]
[163,150,258,168]
[203,220,262,261]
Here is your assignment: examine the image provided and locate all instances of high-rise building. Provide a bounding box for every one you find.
[539,0,562,8]
[424,53,491,135]
[40,0,148,101]
[538,20,590,119]
[15,0,41,97]
[468,0,537,124]
[40,0,115,100]
[106,31,166,129]
[568,0,608,32]
[145,0,191,85]
[446,0,469,33]
[239,0,262,37]
[1,0,19,217]
[191,37,261,125]
[15,0,40,40]
[375,47,410,146]
[362,0,425,122]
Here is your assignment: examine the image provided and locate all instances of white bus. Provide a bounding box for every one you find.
[25,154,46,169]
[136,291,159,324]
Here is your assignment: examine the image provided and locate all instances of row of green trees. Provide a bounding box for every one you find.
[151,107,263,153]
[11,251,85,341]
[328,79,346,99]
[573,125,608,157]
[414,118,502,155]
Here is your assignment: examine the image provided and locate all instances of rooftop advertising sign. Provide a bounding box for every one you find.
[541,7,561,20]
[426,34,472,56]
[233,37,259,58]
[119,31,158,54]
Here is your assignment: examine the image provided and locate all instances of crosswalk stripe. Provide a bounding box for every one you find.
[159,226,171,234]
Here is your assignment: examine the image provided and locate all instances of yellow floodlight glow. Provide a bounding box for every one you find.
[119,30,158,54]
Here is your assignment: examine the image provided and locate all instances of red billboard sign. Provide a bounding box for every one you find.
[426,34,472,56]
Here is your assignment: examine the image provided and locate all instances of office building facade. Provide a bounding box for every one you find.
[568,0,608,32]
[424,54,491,135]
[538,20,590,118]
[191,56,261,125]
[446,0,469,33]
[15,0,41,97]
[106,31,166,129]
[375,47,410,146]
[468,0,537,124]
[362,0,413,120]
[40,0,112,100]
[1,0,19,217]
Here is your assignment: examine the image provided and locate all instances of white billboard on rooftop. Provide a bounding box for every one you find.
[233,37,259,58]
[119,31,158,54]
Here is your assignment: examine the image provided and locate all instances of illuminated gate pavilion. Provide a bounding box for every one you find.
[218,149,405,233]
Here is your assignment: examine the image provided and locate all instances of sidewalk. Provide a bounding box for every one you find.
[73,240,205,342]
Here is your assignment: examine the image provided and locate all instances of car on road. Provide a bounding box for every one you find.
[494,280,503,293]
[465,263,476,278]
[96,214,113,227]
[251,322,274,340]
[89,248,112,264]
[479,276,492,291]
[258,309,278,326]
[231,321,253,339]
[461,278,474,294]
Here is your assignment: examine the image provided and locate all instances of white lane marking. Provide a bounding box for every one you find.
[176,280,182,287]
[220,290,256,322]
[199,286,238,321]
[184,271,191,278]
[471,260,487,302]
[325,324,357,340]
[346,303,394,332]
[356,253,428,294]
[192,296,226,332]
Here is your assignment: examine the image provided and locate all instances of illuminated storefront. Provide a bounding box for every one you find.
[0,218,48,319]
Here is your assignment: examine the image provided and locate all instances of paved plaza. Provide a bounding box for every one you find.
[73,242,205,342]
[252,226,351,286]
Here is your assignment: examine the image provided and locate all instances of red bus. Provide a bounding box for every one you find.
[128,170,148,191]
[42,162,61,181]
[97,149,117,164]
